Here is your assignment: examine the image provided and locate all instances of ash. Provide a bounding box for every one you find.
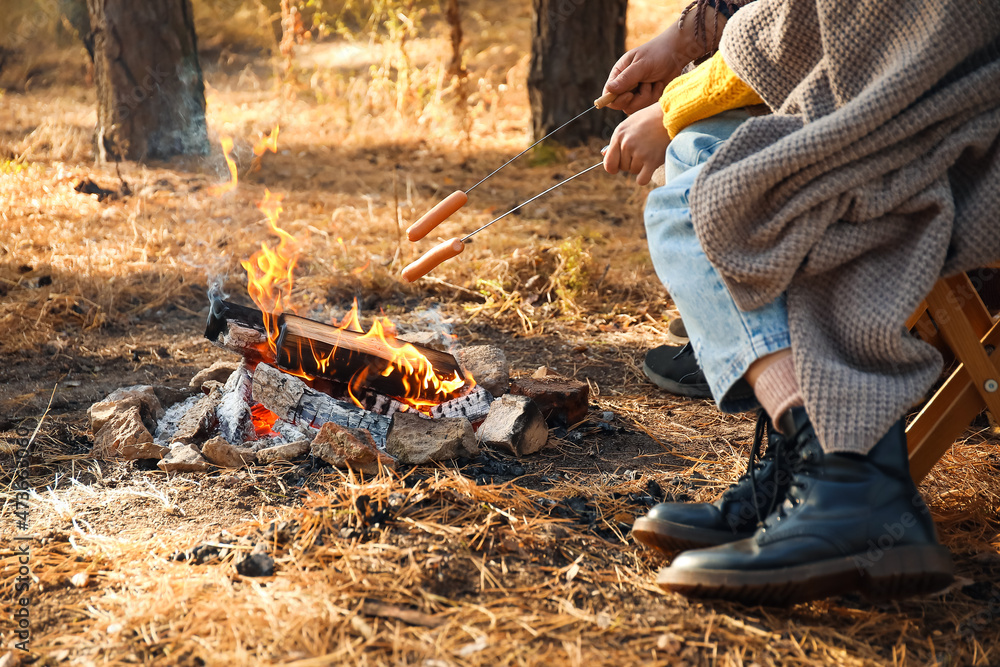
[154,395,200,445]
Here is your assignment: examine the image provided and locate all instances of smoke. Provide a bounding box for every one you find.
[207,279,229,322]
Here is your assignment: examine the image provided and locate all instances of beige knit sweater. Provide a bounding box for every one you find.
[690,0,1000,454]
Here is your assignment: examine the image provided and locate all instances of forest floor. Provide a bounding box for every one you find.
[2,1,1000,665]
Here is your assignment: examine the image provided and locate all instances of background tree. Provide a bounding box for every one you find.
[86,0,209,161]
[528,0,626,145]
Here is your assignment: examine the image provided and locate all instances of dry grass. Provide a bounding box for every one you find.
[5,427,1000,666]
[1,0,670,355]
[2,1,1000,665]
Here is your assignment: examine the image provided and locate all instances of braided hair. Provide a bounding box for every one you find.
[680,0,757,54]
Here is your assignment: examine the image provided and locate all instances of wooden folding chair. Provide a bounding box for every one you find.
[905,271,1000,482]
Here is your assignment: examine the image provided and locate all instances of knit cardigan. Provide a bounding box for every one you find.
[690,0,1000,453]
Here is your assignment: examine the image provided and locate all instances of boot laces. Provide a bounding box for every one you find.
[748,409,780,528]
[763,416,814,525]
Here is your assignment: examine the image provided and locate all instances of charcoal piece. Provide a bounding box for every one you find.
[430,386,493,421]
[236,553,274,577]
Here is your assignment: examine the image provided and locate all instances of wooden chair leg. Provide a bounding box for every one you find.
[907,274,1000,482]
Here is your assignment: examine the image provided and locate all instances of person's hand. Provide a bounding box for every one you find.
[603,9,726,115]
[603,30,687,114]
[603,104,671,186]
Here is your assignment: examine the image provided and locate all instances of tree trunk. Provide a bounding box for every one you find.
[528,0,626,146]
[86,0,208,161]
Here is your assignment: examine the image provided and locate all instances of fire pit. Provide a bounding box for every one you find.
[87,128,585,472]
[88,292,525,472]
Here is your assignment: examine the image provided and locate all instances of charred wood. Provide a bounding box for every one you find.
[275,313,465,401]
[251,363,391,446]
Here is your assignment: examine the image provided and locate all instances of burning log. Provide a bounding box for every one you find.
[205,298,272,364]
[251,363,391,446]
[275,313,466,401]
[206,297,470,408]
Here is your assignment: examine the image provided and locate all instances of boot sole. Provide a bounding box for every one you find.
[641,362,712,399]
[632,517,752,557]
[656,544,954,606]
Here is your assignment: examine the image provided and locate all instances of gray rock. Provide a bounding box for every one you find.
[477,394,549,456]
[157,443,211,472]
[311,423,395,474]
[256,439,311,465]
[385,412,478,464]
[201,436,256,468]
[89,396,144,434]
[89,385,163,433]
[172,387,222,445]
[454,345,509,397]
[91,405,168,460]
[190,360,241,389]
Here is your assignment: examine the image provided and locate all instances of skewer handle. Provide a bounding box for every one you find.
[594,91,618,109]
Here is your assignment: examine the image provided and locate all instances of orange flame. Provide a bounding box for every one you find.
[253,125,280,157]
[336,302,364,332]
[305,299,473,412]
[242,189,297,355]
[251,125,280,173]
[208,136,238,196]
[237,131,473,413]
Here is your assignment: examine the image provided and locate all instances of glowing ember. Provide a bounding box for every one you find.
[250,403,279,437]
[207,136,238,196]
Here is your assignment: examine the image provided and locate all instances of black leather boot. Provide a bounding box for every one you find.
[632,412,798,556]
[656,408,954,606]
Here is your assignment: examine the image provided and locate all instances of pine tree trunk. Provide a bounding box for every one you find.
[528,0,627,146]
[86,0,208,161]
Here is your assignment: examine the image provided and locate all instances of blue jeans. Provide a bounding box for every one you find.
[645,110,790,413]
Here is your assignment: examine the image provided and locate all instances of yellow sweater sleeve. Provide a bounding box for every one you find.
[660,51,763,139]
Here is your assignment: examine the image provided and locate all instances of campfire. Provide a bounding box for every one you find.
[86,128,582,473]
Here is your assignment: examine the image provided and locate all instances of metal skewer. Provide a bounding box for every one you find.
[405,91,618,243]
[460,161,604,242]
[465,92,617,194]
[466,107,599,195]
